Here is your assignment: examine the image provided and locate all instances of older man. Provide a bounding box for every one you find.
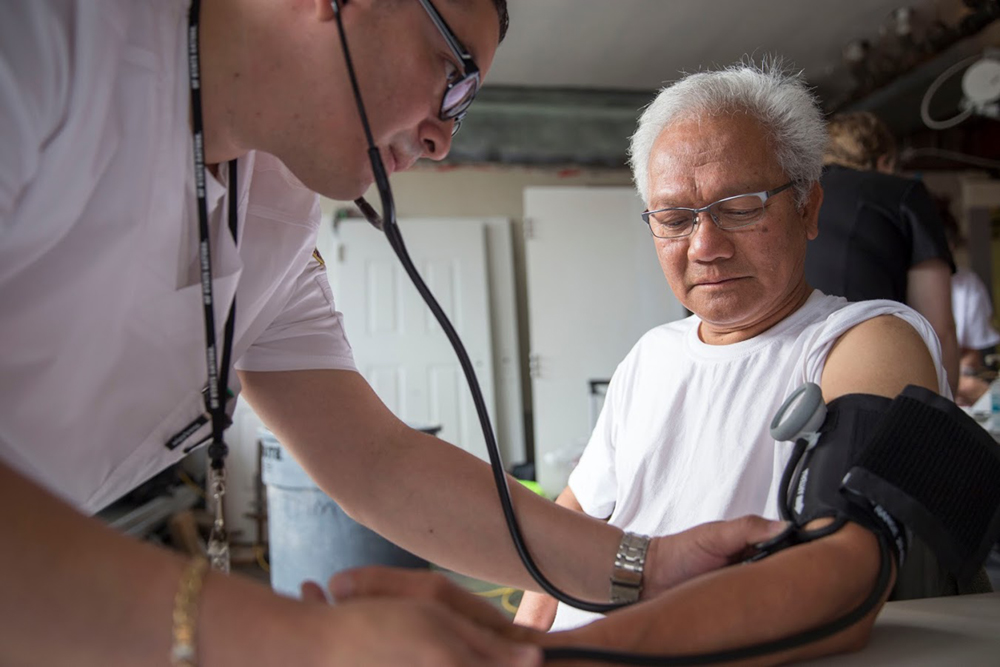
[505,61,950,658]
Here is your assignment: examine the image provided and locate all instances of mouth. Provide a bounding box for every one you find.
[692,277,745,288]
[383,147,398,176]
[385,146,418,176]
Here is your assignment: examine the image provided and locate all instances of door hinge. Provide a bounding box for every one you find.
[523,217,536,241]
[528,353,541,379]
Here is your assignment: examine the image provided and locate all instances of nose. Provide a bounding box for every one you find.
[418,117,454,161]
[687,210,734,263]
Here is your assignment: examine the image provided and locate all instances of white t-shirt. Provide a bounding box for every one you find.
[0,0,356,513]
[951,269,1000,351]
[552,291,950,631]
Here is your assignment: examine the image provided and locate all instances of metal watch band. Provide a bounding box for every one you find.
[610,531,650,604]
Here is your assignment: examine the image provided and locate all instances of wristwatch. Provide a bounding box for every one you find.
[610,531,650,603]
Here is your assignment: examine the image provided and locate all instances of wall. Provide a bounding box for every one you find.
[321,164,636,461]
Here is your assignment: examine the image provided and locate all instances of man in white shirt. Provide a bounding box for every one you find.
[0,2,782,665]
[951,269,1000,405]
[512,61,952,661]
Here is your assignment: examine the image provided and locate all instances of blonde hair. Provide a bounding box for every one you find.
[823,111,897,171]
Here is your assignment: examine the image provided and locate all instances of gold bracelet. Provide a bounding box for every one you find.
[172,557,209,667]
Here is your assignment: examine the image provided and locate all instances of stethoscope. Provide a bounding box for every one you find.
[329,2,893,663]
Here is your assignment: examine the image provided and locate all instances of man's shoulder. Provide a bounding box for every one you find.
[791,295,944,391]
[810,298,939,358]
[805,296,920,337]
[822,313,943,399]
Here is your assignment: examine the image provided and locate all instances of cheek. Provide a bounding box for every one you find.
[655,241,686,281]
[367,60,437,133]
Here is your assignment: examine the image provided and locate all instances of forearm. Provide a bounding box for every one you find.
[552,523,890,665]
[0,461,322,667]
[239,369,622,601]
[366,436,619,597]
[514,487,589,629]
[906,259,959,394]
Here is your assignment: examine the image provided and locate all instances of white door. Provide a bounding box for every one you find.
[525,187,687,496]
[321,217,498,462]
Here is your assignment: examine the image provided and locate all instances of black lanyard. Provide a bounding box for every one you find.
[188,0,237,472]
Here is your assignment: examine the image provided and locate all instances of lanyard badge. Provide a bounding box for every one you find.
[187,0,237,573]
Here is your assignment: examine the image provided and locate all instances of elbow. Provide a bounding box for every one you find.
[835,612,879,654]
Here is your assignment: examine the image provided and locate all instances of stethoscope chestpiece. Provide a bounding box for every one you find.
[770,382,827,446]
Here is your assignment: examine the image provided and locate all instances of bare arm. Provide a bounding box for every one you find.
[0,460,542,666]
[907,258,959,395]
[543,314,939,662]
[551,520,888,665]
[239,368,622,599]
[238,369,781,602]
[513,487,587,630]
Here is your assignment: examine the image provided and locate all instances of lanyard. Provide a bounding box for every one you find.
[189,0,236,573]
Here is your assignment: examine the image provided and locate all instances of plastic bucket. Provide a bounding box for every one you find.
[261,429,430,598]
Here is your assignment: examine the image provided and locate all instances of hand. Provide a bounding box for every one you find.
[322,597,542,666]
[956,375,989,407]
[329,566,542,642]
[645,515,785,595]
[304,567,543,666]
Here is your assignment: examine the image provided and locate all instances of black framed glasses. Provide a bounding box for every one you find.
[417,0,481,135]
[641,181,796,239]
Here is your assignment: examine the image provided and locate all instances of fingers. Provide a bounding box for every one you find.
[650,515,790,592]
[706,515,786,557]
[736,515,788,546]
[300,580,328,603]
[332,566,542,642]
[440,608,543,667]
[326,597,543,667]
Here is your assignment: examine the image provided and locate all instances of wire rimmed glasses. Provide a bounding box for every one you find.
[642,181,796,239]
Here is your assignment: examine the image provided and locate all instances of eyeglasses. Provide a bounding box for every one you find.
[641,181,796,239]
[417,0,481,135]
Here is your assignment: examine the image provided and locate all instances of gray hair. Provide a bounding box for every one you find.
[628,59,826,209]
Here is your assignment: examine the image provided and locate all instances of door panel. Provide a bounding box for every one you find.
[326,218,497,462]
[525,187,687,496]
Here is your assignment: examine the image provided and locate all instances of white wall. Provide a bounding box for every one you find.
[321,164,636,465]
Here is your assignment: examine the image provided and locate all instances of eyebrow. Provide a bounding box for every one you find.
[649,184,771,210]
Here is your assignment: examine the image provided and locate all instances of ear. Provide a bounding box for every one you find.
[801,181,823,241]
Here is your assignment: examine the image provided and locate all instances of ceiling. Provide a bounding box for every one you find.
[443,0,999,169]
[486,0,961,102]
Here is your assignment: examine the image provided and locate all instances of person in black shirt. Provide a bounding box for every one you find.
[805,111,959,393]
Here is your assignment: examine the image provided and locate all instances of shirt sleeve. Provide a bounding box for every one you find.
[900,179,955,273]
[568,371,621,519]
[236,253,358,373]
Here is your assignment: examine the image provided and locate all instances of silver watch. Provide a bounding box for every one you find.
[610,531,650,603]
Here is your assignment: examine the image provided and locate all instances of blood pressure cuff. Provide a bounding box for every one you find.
[786,385,1000,583]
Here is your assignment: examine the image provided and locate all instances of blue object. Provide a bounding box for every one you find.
[260,429,430,598]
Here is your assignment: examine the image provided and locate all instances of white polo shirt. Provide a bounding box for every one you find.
[0,0,356,513]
